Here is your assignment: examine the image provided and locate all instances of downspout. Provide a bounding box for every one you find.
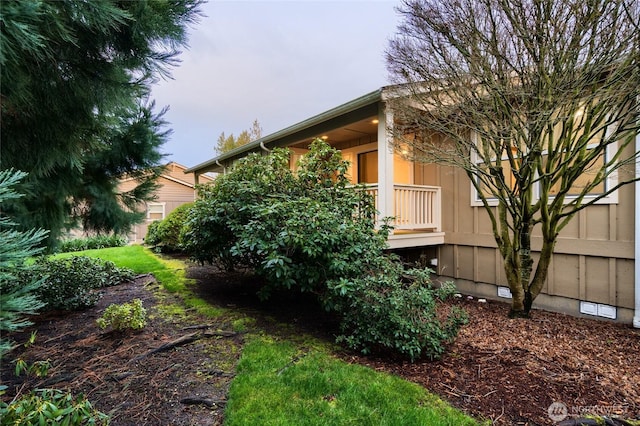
[634,128,640,328]
[216,160,225,174]
[260,140,270,152]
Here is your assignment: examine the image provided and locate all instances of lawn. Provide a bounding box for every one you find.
[57,246,484,425]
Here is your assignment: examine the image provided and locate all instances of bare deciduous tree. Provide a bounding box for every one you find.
[386,0,639,317]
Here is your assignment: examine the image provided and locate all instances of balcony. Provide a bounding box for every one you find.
[360,183,445,249]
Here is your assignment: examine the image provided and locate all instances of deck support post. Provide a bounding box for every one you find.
[377,103,394,229]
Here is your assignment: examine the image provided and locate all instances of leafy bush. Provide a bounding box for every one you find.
[183,139,466,360]
[96,299,147,331]
[145,202,193,252]
[0,388,108,425]
[58,234,127,253]
[328,264,468,361]
[183,140,385,297]
[144,220,163,247]
[0,169,48,360]
[15,256,135,312]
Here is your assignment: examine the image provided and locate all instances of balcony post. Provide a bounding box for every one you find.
[377,103,394,227]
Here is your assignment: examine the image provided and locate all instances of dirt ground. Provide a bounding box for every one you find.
[2,260,639,425]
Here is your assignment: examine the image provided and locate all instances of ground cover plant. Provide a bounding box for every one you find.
[184,139,466,360]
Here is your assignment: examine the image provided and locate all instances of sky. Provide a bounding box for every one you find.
[151,0,403,167]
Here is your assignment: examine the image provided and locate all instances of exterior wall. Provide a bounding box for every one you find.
[123,177,197,243]
[118,162,214,243]
[427,160,636,322]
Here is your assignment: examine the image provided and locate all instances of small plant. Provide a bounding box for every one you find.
[0,388,109,425]
[14,358,51,378]
[97,299,147,332]
[14,256,135,312]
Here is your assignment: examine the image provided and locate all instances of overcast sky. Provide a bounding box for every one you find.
[151,0,402,167]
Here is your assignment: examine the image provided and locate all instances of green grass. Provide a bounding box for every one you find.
[54,245,187,293]
[55,246,484,425]
[226,336,483,426]
[53,246,226,318]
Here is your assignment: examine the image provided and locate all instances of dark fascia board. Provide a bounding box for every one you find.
[185,89,383,174]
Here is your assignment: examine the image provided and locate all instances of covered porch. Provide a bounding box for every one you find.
[186,89,445,249]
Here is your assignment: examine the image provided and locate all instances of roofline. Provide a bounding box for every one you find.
[185,88,383,174]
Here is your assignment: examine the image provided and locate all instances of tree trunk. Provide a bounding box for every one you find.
[509,218,534,318]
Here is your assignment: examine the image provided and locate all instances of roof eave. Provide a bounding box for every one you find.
[184,88,383,174]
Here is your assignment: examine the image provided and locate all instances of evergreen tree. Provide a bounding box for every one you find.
[0,170,47,359]
[0,0,203,247]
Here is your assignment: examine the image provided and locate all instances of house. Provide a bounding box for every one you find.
[119,161,214,243]
[184,87,639,327]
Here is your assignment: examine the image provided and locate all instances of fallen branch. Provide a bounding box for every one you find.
[203,330,237,338]
[180,397,226,408]
[130,330,237,362]
[131,332,199,362]
[181,324,212,330]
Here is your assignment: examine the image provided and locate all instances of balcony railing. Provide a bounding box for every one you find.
[359,184,441,232]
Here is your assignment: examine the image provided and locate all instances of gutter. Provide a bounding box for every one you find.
[635,127,640,328]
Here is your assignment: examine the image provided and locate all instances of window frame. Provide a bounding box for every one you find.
[470,132,619,207]
[146,202,166,221]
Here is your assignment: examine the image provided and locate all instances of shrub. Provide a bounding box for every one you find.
[145,202,193,252]
[15,256,135,312]
[0,388,108,425]
[183,140,466,360]
[58,234,127,253]
[327,264,468,361]
[183,140,384,297]
[145,220,163,247]
[0,169,48,360]
[96,299,147,331]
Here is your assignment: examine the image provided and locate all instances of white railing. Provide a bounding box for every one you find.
[358,183,441,231]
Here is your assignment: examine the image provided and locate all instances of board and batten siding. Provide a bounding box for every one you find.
[414,161,636,322]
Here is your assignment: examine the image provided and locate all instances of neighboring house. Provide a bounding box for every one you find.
[119,162,214,243]
[185,87,639,327]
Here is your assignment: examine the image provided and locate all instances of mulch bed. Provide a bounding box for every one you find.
[1,274,242,426]
[2,260,639,425]
[342,297,640,425]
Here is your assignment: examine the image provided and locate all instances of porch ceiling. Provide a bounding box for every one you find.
[290,116,378,149]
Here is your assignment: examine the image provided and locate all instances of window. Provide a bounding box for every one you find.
[547,148,606,196]
[470,133,618,206]
[358,151,378,183]
[147,203,165,221]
